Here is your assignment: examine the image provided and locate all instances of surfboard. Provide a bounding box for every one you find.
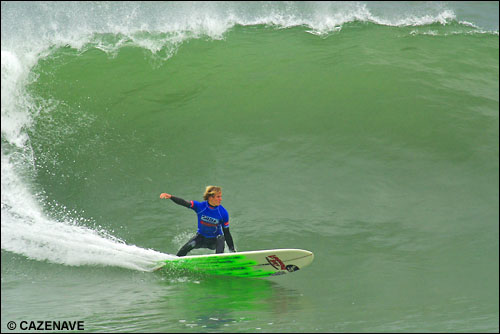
[154,249,314,278]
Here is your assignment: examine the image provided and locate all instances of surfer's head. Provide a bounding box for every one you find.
[204,186,222,206]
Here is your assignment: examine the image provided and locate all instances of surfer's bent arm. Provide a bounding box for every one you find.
[223,227,236,252]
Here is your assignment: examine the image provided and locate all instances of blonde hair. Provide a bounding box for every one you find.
[203,186,222,200]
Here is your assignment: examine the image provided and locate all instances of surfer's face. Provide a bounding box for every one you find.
[209,192,222,206]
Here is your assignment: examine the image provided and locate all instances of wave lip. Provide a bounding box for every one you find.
[2,2,496,54]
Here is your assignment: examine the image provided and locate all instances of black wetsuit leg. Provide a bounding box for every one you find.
[177,233,226,256]
[177,234,204,257]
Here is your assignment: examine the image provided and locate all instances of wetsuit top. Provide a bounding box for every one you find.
[191,200,229,238]
[170,196,229,238]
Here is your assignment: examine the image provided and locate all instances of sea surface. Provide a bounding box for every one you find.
[1,2,499,332]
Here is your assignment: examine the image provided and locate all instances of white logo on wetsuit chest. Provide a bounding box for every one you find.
[201,215,219,224]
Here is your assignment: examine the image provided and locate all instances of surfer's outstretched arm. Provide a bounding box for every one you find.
[160,193,192,208]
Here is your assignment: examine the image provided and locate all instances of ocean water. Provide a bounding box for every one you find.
[1,1,498,332]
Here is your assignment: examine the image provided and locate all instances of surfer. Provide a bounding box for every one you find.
[160,186,236,256]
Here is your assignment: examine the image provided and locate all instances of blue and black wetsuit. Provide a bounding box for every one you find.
[170,196,235,256]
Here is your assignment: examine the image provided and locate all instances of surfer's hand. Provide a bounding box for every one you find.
[229,248,236,253]
[160,193,172,199]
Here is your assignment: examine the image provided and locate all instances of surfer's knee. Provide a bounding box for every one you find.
[177,239,197,256]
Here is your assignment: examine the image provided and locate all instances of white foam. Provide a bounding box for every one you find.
[1,150,174,271]
[1,51,33,148]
